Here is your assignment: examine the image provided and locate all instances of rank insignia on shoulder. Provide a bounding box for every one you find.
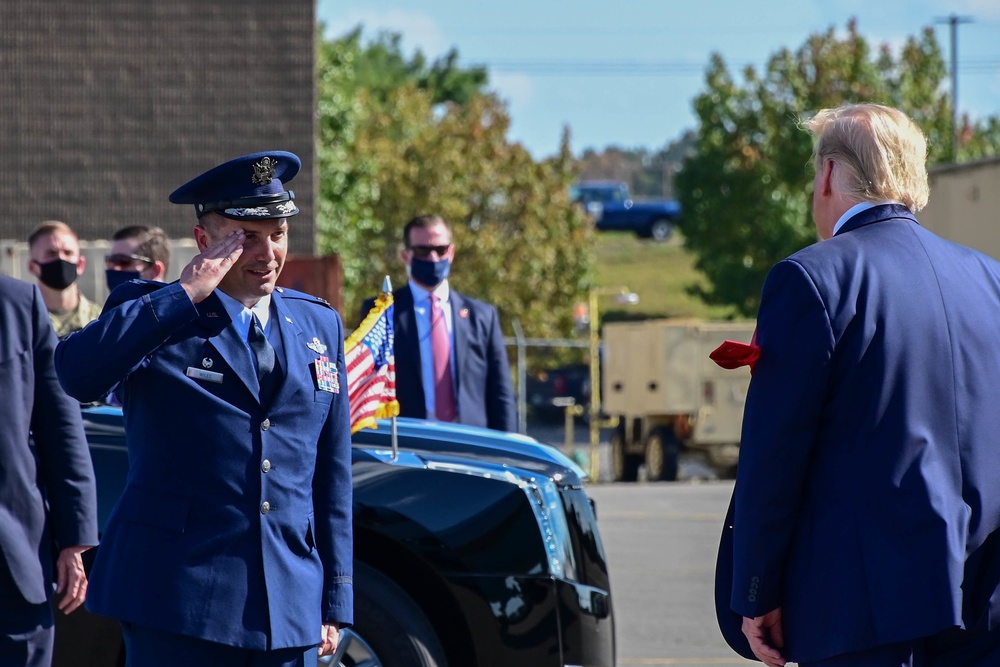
[315,355,339,393]
[307,337,327,354]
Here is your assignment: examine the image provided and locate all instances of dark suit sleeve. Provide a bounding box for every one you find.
[484,305,516,432]
[730,259,832,618]
[28,285,99,550]
[313,310,354,626]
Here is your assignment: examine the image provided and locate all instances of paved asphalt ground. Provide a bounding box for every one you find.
[525,418,758,666]
[588,481,757,667]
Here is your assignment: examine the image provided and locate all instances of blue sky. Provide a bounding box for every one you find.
[317,0,1000,159]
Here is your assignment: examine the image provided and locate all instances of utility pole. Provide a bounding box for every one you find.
[936,14,974,163]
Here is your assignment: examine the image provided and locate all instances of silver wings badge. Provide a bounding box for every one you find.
[307,337,328,355]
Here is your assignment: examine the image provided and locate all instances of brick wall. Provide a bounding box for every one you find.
[0,0,317,255]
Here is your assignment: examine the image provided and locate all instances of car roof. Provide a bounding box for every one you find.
[80,407,587,486]
[575,180,625,188]
[353,417,587,484]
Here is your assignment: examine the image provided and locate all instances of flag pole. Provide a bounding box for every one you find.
[382,275,399,462]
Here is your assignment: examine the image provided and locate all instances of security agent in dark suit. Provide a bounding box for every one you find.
[55,151,352,667]
[363,214,516,432]
[716,104,1000,667]
[0,275,98,667]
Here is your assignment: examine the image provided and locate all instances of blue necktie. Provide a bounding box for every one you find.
[248,314,278,402]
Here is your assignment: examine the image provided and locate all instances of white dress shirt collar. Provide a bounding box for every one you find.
[833,201,900,236]
[408,279,450,306]
[216,291,272,341]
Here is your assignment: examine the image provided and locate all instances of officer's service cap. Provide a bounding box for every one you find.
[169,151,301,221]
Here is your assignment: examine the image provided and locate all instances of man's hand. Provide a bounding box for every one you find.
[54,545,91,614]
[742,608,786,667]
[318,622,340,657]
[180,229,245,303]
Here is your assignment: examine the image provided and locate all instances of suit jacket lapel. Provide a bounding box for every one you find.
[194,292,260,401]
[395,287,422,383]
[450,291,467,394]
[269,290,307,407]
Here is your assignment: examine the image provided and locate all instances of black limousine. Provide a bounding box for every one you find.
[55,407,616,667]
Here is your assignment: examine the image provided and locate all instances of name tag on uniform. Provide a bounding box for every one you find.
[186,367,224,384]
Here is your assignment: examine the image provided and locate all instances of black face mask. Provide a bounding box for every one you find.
[409,257,451,288]
[37,259,79,290]
[106,268,141,293]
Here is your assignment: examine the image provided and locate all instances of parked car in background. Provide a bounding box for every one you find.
[57,406,616,667]
[526,363,592,422]
[572,180,681,241]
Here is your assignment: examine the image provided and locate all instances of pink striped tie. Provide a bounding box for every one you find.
[431,295,457,422]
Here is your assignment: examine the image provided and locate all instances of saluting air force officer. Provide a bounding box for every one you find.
[55,151,352,667]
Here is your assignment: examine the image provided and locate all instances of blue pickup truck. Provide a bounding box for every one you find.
[572,180,680,241]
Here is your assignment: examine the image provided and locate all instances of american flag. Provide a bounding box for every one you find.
[345,292,398,433]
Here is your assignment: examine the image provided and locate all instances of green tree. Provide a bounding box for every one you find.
[315,30,593,340]
[315,31,380,298]
[676,19,999,316]
[328,27,488,105]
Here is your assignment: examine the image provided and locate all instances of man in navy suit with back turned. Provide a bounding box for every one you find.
[0,274,98,667]
[363,214,516,432]
[55,151,352,666]
[717,104,1000,667]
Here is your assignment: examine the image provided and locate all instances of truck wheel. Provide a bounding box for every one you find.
[329,562,449,667]
[645,427,680,481]
[648,219,673,242]
[611,428,640,482]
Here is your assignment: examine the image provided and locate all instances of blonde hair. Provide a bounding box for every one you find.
[28,220,79,249]
[805,104,929,212]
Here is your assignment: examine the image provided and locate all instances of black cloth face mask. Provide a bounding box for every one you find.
[106,268,141,293]
[38,259,79,290]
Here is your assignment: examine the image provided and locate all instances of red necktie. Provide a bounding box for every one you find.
[431,295,457,422]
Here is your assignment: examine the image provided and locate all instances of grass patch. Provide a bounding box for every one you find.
[592,232,738,321]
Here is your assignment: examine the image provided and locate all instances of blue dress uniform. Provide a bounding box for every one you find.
[54,152,352,664]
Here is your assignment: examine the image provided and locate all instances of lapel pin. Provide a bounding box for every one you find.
[285,316,293,323]
[307,337,328,354]
[202,357,214,369]
[459,308,470,319]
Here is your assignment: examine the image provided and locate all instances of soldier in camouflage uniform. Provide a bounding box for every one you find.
[27,221,103,338]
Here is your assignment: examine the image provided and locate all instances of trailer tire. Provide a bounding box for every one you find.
[611,428,640,482]
[645,427,680,481]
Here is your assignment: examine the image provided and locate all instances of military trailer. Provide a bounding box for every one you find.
[602,319,755,481]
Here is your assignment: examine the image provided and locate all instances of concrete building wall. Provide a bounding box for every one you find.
[919,157,1000,260]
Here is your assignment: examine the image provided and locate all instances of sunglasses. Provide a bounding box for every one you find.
[105,252,153,269]
[407,244,451,259]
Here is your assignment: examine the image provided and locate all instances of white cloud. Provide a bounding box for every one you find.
[318,5,451,59]
[490,72,534,115]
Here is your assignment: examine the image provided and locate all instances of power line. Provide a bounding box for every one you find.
[481,57,1000,77]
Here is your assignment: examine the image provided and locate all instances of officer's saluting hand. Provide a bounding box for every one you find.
[179,228,245,304]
